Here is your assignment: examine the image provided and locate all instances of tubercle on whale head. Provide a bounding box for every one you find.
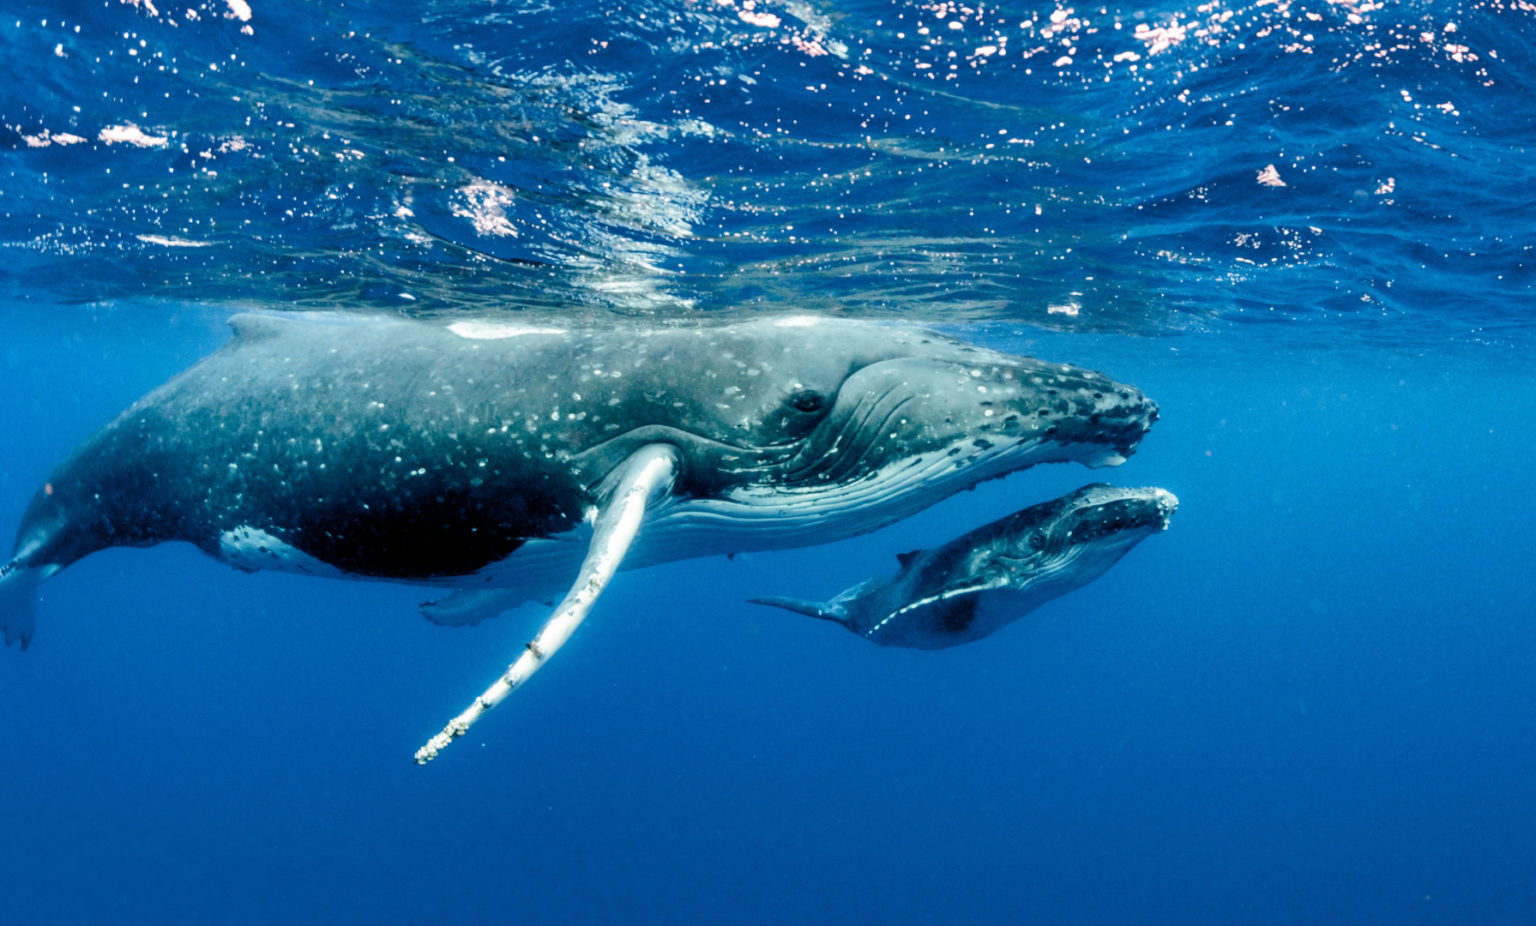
[567,321,1158,509]
[1024,484,1180,554]
[691,347,1162,549]
[1026,373,1159,467]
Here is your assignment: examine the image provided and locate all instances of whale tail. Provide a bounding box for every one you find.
[746,592,835,623]
[0,558,44,651]
[750,575,882,626]
[748,595,849,625]
[749,581,878,626]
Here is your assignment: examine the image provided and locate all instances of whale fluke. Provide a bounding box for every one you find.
[0,560,41,651]
[748,595,848,624]
[749,575,882,626]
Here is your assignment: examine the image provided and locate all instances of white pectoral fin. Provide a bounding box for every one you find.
[414,443,680,764]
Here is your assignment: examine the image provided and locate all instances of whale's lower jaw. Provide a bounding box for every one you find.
[710,435,1127,544]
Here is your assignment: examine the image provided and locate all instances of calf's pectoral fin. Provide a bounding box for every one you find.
[414,443,681,765]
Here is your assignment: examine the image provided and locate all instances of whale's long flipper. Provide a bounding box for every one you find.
[414,443,680,764]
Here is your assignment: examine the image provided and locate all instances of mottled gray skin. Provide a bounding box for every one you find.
[751,484,1177,649]
[2,314,1158,649]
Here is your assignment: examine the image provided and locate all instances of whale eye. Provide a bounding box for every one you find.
[788,389,827,414]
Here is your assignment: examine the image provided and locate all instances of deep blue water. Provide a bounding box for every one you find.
[3,0,1535,923]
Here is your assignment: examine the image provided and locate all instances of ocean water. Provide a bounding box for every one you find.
[2,1,1534,923]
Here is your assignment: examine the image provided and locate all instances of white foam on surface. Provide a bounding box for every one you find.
[98,124,168,148]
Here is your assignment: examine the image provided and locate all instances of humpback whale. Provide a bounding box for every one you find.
[751,484,1177,649]
[0,314,1158,760]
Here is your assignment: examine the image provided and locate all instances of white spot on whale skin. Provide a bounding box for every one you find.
[772,315,823,328]
[448,321,568,340]
[219,527,342,577]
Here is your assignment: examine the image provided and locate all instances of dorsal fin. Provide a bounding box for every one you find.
[895,550,921,569]
[229,311,382,342]
[227,313,299,343]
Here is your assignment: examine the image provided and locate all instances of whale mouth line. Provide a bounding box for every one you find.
[713,433,1115,544]
[1027,489,1179,562]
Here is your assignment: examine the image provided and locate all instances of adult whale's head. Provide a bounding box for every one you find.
[568,316,1160,550]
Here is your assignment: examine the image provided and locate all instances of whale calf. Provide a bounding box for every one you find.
[0,313,1158,760]
[751,484,1177,649]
